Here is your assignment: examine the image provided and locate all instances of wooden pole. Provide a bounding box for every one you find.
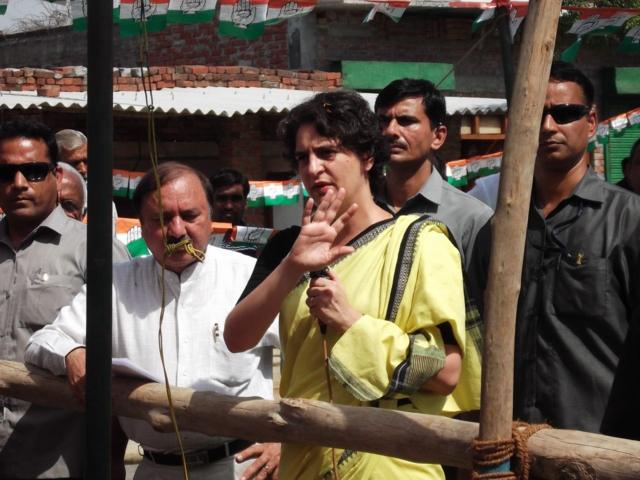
[1,361,640,479]
[479,0,562,445]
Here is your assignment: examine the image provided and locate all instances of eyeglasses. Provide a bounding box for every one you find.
[0,162,55,183]
[542,104,591,125]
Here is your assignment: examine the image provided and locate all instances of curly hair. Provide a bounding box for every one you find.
[278,90,388,173]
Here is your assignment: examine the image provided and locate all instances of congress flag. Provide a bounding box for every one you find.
[218,0,268,40]
[363,1,409,23]
[266,0,316,25]
[119,0,169,37]
[167,0,217,24]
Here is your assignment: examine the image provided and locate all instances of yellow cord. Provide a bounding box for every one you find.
[137,6,191,479]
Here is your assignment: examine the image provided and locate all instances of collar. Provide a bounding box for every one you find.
[0,205,67,250]
[415,167,444,206]
[377,166,443,213]
[153,244,209,284]
[570,168,606,204]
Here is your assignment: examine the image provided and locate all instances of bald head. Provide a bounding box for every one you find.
[58,162,87,221]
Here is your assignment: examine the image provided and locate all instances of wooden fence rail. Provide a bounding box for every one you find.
[1,360,639,479]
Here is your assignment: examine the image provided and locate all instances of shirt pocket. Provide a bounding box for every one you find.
[553,256,607,320]
[211,341,260,388]
[17,273,84,331]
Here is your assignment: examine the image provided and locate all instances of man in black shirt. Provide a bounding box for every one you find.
[513,62,640,433]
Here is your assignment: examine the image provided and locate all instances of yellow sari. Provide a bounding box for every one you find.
[278,215,479,479]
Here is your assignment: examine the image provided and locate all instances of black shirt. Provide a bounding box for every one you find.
[514,169,640,432]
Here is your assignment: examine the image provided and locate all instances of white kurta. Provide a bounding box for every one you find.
[26,245,279,453]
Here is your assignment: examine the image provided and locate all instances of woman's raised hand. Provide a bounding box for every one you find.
[286,188,357,274]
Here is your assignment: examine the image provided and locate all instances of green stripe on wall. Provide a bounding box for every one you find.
[341,61,454,91]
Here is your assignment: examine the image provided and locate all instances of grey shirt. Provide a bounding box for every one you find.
[0,205,86,478]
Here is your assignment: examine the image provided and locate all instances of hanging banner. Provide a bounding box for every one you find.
[111,170,308,204]
[363,1,409,23]
[247,179,307,207]
[0,0,8,15]
[589,107,640,150]
[446,151,503,187]
[167,0,217,24]
[218,0,268,39]
[116,218,275,257]
[266,0,316,24]
[119,0,170,37]
[618,25,640,54]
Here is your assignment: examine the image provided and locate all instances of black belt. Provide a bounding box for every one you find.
[143,439,253,466]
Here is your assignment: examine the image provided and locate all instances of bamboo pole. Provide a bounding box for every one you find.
[1,361,640,479]
[479,0,562,445]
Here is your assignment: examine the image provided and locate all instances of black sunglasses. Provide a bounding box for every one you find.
[542,104,591,125]
[0,162,55,183]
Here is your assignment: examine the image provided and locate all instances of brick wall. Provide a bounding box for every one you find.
[0,19,289,70]
[0,65,341,96]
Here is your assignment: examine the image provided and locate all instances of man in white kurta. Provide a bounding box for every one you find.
[25,163,280,480]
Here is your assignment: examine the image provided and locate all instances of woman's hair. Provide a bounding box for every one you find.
[278,90,389,173]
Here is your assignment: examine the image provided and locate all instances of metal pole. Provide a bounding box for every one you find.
[85,0,113,477]
[496,6,514,106]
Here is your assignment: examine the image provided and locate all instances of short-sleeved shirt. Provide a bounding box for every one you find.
[0,205,87,478]
[514,169,640,432]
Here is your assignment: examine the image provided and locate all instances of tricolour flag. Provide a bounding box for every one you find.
[0,0,8,15]
[618,25,640,54]
[218,0,268,40]
[167,0,217,24]
[119,0,169,37]
[363,1,409,24]
[266,0,315,25]
[562,9,635,61]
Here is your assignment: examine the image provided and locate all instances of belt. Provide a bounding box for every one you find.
[143,439,253,467]
[370,398,412,408]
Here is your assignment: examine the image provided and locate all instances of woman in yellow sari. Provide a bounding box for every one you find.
[225,91,470,479]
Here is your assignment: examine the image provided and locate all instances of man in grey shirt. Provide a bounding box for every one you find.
[374,79,493,286]
[0,119,86,478]
[374,80,493,434]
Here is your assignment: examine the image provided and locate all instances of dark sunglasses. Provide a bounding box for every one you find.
[542,104,591,125]
[0,162,55,183]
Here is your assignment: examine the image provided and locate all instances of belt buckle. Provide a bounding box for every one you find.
[185,450,209,466]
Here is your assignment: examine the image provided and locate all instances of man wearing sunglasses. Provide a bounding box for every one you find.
[0,119,88,478]
[513,62,640,435]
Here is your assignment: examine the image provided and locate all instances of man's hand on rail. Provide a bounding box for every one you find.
[236,442,281,480]
[64,347,86,406]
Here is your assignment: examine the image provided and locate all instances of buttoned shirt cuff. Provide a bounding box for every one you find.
[26,335,84,377]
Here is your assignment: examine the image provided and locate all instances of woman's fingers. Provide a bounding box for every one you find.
[301,198,314,226]
[331,203,358,235]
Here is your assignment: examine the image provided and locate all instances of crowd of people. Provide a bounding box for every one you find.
[0,61,638,480]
